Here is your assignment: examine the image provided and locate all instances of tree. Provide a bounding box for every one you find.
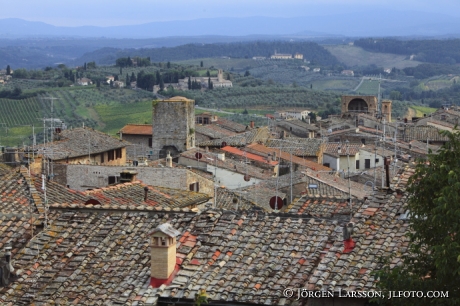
[6,65,11,75]
[130,72,137,82]
[376,129,460,305]
[167,61,171,68]
[126,74,130,87]
[188,77,192,90]
[159,77,165,91]
[84,62,87,70]
[244,70,250,77]
[200,61,203,68]
[206,70,210,77]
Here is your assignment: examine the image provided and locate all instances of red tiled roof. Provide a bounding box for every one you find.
[119,124,152,135]
[221,146,279,166]
[247,143,331,171]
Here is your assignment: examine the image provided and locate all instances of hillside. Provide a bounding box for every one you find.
[76,41,339,67]
[324,44,421,69]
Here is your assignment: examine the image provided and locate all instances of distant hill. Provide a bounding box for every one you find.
[76,41,339,66]
[2,10,460,38]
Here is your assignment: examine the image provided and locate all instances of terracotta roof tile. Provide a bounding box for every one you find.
[119,124,152,135]
[35,127,130,160]
[247,143,331,171]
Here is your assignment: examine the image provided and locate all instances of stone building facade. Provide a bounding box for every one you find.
[152,97,196,159]
[51,164,214,197]
[341,95,378,116]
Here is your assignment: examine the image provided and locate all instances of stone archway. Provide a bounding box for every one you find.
[159,145,179,159]
[348,98,368,113]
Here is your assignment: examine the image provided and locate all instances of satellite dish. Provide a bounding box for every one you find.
[327,129,332,134]
[195,152,203,160]
[269,196,284,210]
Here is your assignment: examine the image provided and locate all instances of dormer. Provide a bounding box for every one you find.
[150,223,181,286]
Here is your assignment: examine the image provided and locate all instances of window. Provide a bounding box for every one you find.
[323,163,330,167]
[115,148,122,159]
[100,152,104,164]
[361,138,366,145]
[148,137,152,148]
[108,150,115,161]
[375,158,380,163]
[189,182,200,192]
[108,176,116,185]
[365,159,371,169]
[356,160,360,169]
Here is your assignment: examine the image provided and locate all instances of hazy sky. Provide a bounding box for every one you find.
[3,0,460,26]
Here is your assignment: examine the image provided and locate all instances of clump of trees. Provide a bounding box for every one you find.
[115,56,151,67]
[376,128,460,305]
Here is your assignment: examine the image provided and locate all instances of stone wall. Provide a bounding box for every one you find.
[121,134,152,160]
[52,164,214,197]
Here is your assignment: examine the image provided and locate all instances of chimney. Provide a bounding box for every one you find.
[5,244,13,274]
[342,222,356,253]
[144,186,149,202]
[5,245,11,266]
[166,151,173,168]
[272,151,277,161]
[150,223,181,287]
[250,121,255,129]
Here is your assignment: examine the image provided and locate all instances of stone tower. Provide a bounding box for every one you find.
[150,223,181,283]
[151,96,195,160]
[217,69,223,83]
[381,100,392,122]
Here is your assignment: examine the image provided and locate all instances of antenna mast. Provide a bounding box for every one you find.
[377,74,382,118]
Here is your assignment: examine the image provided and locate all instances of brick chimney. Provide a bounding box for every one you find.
[342,222,356,253]
[150,223,181,287]
[250,121,255,128]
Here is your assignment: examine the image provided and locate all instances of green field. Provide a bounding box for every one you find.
[355,79,380,95]
[410,105,437,117]
[311,79,358,92]
[324,45,421,69]
[94,101,152,136]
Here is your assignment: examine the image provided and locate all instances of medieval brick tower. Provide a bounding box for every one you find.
[381,100,392,122]
[151,96,195,160]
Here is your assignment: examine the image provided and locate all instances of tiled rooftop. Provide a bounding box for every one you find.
[33,175,211,209]
[197,127,270,147]
[246,143,331,171]
[35,127,130,160]
[215,187,268,211]
[221,146,279,166]
[180,149,276,180]
[235,184,287,212]
[1,164,415,305]
[284,196,364,221]
[324,142,362,157]
[402,125,449,142]
[214,118,247,133]
[0,162,12,176]
[266,138,324,157]
[119,124,152,135]
[195,124,236,139]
